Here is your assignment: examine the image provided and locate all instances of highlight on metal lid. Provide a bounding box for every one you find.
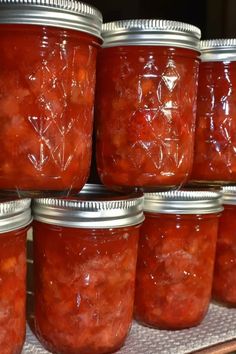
[102,19,201,50]
[222,186,236,205]
[33,184,144,229]
[0,199,32,233]
[144,190,223,214]
[201,39,236,62]
[0,0,103,39]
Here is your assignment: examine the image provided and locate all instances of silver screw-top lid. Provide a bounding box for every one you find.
[222,186,236,205]
[201,39,236,62]
[144,190,223,214]
[0,199,32,233]
[102,19,201,50]
[0,0,102,39]
[33,184,144,228]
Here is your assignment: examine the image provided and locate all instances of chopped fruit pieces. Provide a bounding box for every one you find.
[213,205,236,305]
[96,46,199,190]
[0,229,27,354]
[1,257,17,272]
[33,221,139,354]
[191,61,236,182]
[134,213,219,329]
[0,25,99,194]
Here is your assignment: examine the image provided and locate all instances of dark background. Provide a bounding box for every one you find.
[85,0,236,39]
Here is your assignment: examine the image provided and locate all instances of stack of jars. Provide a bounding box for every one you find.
[191,39,236,309]
[0,1,236,353]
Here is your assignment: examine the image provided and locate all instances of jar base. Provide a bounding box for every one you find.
[35,329,126,354]
[187,180,236,189]
[134,317,203,330]
[0,189,81,198]
[212,298,236,308]
[105,185,180,193]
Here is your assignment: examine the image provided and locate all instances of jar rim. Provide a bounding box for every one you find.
[144,190,223,214]
[201,39,236,62]
[222,186,236,205]
[102,19,201,51]
[0,199,32,233]
[0,0,103,39]
[33,184,144,229]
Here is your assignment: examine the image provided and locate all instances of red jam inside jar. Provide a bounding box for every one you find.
[213,203,236,305]
[33,188,143,354]
[0,228,27,354]
[96,25,200,190]
[191,44,236,184]
[0,199,31,354]
[0,23,101,196]
[134,191,221,329]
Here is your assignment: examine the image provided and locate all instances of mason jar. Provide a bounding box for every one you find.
[0,199,31,353]
[96,20,201,191]
[0,0,102,197]
[191,39,236,185]
[213,186,236,305]
[32,184,144,354]
[134,190,222,329]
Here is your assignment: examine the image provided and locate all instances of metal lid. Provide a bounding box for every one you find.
[201,39,236,62]
[33,184,144,228]
[0,199,32,233]
[102,19,201,51]
[0,0,102,39]
[144,190,223,214]
[222,186,236,205]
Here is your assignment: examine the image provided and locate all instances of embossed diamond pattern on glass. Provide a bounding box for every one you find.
[0,25,99,195]
[96,47,199,189]
[191,61,236,183]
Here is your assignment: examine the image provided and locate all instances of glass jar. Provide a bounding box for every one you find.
[0,1,102,197]
[0,199,31,353]
[191,39,236,185]
[213,186,236,305]
[134,190,222,329]
[95,20,201,191]
[32,184,144,354]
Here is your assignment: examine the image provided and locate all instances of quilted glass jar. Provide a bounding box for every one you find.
[96,20,201,191]
[134,190,222,329]
[191,39,236,185]
[33,184,144,354]
[0,199,31,354]
[0,0,102,197]
[213,186,236,305]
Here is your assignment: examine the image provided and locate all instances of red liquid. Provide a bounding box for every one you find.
[96,46,199,190]
[0,228,27,354]
[213,205,236,305]
[191,61,236,183]
[134,213,219,329]
[33,221,140,354]
[0,24,99,195]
